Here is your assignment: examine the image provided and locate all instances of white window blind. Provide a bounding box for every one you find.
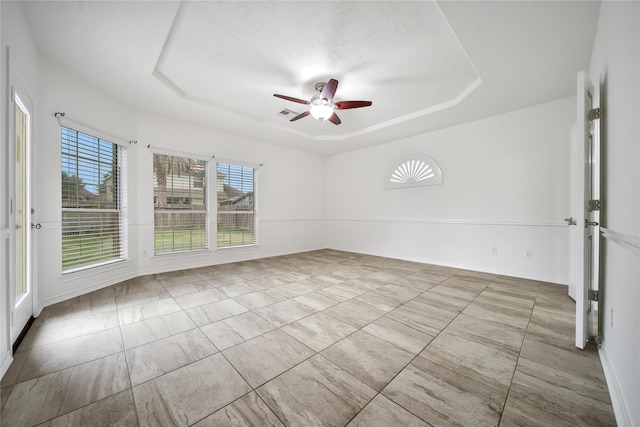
[153,153,208,254]
[216,162,256,248]
[61,126,126,272]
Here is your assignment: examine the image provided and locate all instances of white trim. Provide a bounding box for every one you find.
[259,218,325,223]
[56,116,131,147]
[598,345,632,426]
[327,218,566,227]
[600,227,640,256]
[1,352,13,381]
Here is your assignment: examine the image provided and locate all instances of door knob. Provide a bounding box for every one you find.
[564,217,577,226]
[30,223,41,230]
[584,219,599,228]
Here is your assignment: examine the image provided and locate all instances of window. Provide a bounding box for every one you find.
[61,126,126,272]
[216,162,256,248]
[385,154,443,189]
[153,153,207,254]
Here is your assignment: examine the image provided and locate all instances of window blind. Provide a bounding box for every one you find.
[216,162,256,248]
[61,126,126,272]
[153,153,208,254]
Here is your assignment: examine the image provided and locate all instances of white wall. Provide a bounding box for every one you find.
[326,97,574,283]
[134,112,327,276]
[588,2,640,425]
[0,0,41,380]
[32,62,326,309]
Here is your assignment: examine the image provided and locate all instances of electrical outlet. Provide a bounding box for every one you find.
[491,247,497,255]
[526,249,533,259]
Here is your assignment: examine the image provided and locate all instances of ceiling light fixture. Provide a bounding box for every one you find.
[309,93,335,121]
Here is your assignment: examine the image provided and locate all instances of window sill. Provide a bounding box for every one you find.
[60,258,129,281]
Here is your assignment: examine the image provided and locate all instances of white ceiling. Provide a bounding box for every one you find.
[20,1,600,156]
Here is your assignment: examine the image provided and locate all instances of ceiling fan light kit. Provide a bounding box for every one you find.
[274,78,372,126]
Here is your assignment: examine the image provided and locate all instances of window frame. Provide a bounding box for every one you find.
[152,152,209,255]
[216,160,258,249]
[60,125,128,274]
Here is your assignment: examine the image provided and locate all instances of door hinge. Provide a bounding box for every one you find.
[10,312,14,327]
[588,108,601,121]
[588,289,599,302]
[587,199,601,211]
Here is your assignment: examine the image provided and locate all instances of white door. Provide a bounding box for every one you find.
[574,71,600,349]
[9,72,35,347]
[567,124,578,300]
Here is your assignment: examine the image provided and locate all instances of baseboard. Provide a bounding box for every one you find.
[1,350,13,381]
[598,345,633,426]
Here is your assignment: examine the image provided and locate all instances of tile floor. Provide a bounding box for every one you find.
[0,250,616,426]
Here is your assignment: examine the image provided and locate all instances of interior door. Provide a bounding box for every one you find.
[574,71,600,349]
[10,83,35,347]
[567,124,578,301]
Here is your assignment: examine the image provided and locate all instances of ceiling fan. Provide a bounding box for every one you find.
[274,79,372,125]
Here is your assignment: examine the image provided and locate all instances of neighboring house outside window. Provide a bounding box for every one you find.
[216,162,256,248]
[61,126,126,272]
[153,153,208,254]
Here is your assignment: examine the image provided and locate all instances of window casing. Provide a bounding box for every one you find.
[61,126,126,272]
[153,153,208,254]
[216,162,256,248]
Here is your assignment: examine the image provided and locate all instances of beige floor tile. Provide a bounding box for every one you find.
[363,314,435,354]
[446,313,526,355]
[193,391,284,426]
[163,280,221,298]
[389,300,457,334]
[322,330,415,391]
[18,327,123,382]
[323,299,386,328]
[126,328,218,385]
[19,310,120,350]
[420,332,518,393]
[256,354,376,427]
[254,299,317,327]
[233,289,287,310]
[355,291,402,312]
[133,353,251,426]
[463,298,532,329]
[374,283,423,303]
[2,353,130,427]
[117,298,183,325]
[223,329,314,387]
[38,389,138,427]
[221,282,265,298]
[347,394,429,427]
[293,291,342,310]
[281,312,357,352]
[383,356,505,427]
[393,275,438,291]
[37,289,116,324]
[185,299,249,326]
[200,311,276,350]
[0,250,616,427]
[115,286,173,310]
[272,280,323,298]
[174,287,228,309]
[121,310,197,349]
[507,367,616,426]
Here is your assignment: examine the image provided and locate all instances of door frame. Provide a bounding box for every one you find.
[7,48,37,348]
[574,70,601,349]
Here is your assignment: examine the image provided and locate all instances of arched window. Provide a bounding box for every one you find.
[386,154,443,189]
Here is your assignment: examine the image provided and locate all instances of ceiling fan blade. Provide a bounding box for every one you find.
[328,112,341,125]
[290,111,311,122]
[320,79,339,101]
[335,100,373,110]
[274,94,310,105]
